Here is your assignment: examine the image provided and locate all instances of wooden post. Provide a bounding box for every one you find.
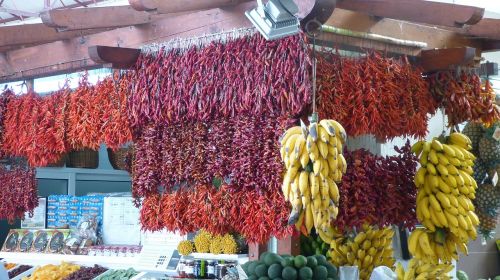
[248,242,268,261]
[277,235,301,256]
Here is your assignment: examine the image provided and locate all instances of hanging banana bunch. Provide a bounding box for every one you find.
[409,132,479,263]
[280,118,347,243]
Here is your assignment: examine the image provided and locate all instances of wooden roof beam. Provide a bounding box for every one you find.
[336,0,484,28]
[420,47,476,72]
[464,18,500,40]
[129,0,251,13]
[0,23,109,47]
[41,5,153,30]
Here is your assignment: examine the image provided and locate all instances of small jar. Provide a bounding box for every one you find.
[185,260,195,278]
[207,260,217,279]
[194,260,207,279]
[178,260,187,278]
[216,263,227,279]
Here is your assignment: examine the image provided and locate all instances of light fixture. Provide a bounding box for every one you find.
[245,0,300,40]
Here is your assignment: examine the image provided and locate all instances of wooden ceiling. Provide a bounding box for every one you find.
[1,0,500,83]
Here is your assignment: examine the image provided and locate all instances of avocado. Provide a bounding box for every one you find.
[325,264,337,278]
[260,252,271,262]
[255,264,269,278]
[265,253,284,266]
[313,266,328,280]
[268,264,283,279]
[294,255,307,269]
[281,257,294,268]
[282,266,298,280]
[306,256,318,268]
[249,276,258,280]
[258,277,270,280]
[248,262,259,275]
[314,255,328,266]
[299,266,313,280]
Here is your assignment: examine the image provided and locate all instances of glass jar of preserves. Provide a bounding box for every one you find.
[185,259,195,278]
[206,260,217,279]
[194,259,207,279]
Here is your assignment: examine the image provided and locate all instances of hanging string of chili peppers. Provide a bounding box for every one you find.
[0,89,14,159]
[427,71,500,127]
[0,159,38,223]
[335,141,418,232]
[1,74,133,167]
[140,184,292,244]
[316,51,437,142]
[128,33,311,135]
[132,114,289,199]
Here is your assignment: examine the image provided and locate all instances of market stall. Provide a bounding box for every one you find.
[0,0,500,279]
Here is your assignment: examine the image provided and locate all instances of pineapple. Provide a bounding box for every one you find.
[474,183,500,216]
[463,121,485,152]
[473,158,489,184]
[479,136,500,163]
[477,209,498,239]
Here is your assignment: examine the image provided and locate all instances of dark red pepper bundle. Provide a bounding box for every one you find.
[0,161,38,223]
[128,33,311,135]
[427,71,500,126]
[317,51,437,142]
[132,114,290,198]
[0,89,14,159]
[335,141,418,232]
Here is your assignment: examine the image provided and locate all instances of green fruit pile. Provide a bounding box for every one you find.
[300,233,329,256]
[242,252,338,280]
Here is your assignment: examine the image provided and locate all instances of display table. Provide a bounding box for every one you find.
[0,252,136,269]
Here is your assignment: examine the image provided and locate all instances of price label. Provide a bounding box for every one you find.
[493,127,500,142]
[492,171,498,187]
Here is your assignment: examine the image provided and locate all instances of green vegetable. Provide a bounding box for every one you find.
[255,264,269,278]
[265,253,284,266]
[314,255,328,266]
[281,257,294,268]
[299,266,313,280]
[306,256,318,268]
[313,266,328,280]
[248,262,259,275]
[94,268,138,280]
[294,255,307,269]
[268,264,283,279]
[260,252,271,261]
[249,276,258,280]
[282,267,298,280]
[325,264,338,279]
[456,270,469,280]
[258,277,270,280]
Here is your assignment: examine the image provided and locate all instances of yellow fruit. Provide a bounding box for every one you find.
[428,195,442,212]
[415,168,427,186]
[442,144,456,158]
[431,139,444,151]
[436,192,451,208]
[412,141,425,156]
[318,140,329,159]
[436,164,449,176]
[429,150,439,165]
[427,163,437,175]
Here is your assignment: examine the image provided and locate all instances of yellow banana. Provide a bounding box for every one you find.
[431,139,444,151]
[280,126,301,146]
